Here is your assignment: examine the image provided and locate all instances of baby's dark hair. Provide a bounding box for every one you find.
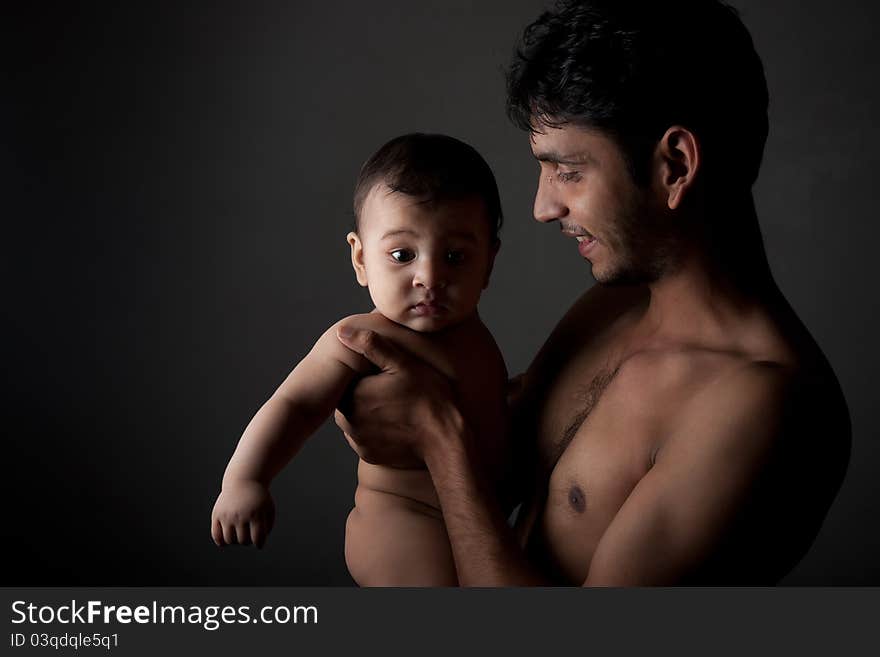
[353,133,503,243]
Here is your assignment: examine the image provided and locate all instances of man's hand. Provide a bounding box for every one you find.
[211,480,275,548]
[336,325,546,585]
[335,324,461,469]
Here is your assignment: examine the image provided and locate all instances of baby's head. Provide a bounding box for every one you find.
[348,133,502,332]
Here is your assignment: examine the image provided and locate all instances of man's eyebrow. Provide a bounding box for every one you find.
[532,150,592,165]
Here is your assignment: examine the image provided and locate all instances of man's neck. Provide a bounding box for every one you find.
[638,195,780,347]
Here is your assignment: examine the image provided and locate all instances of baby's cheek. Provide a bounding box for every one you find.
[464,281,485,306]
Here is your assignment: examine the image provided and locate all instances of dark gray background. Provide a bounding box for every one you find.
[4,0,878,585]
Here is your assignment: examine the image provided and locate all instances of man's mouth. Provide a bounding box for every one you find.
[560,227,598,255]
[560,225,595,240]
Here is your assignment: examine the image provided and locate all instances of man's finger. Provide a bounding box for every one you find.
[334,409,352,434]
[336,326,404,372]
[342,430,364,457]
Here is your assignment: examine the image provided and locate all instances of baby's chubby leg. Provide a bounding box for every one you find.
[345,486,457,587]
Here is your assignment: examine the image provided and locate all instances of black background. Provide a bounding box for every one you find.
[4,0,879,585]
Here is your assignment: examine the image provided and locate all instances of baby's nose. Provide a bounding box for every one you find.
[413,259,447,289]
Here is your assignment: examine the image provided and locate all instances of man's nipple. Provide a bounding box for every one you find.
[568,484,586,513]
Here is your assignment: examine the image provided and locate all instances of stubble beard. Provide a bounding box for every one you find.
[592,193,679,287]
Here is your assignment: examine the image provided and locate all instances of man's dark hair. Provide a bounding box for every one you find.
[353,133,503,243]
[506,0,769,191]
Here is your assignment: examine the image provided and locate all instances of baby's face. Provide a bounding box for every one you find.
[348,185,498,332]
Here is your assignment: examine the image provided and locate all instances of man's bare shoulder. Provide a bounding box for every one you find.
[619,343,794,417]
[674,358,794,440]
[626,347,850,478]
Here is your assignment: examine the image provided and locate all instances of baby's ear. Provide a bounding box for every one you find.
[483,239,501,289]
[347,232,368,287]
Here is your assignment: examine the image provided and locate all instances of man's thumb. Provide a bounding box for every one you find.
[336,325,398,371]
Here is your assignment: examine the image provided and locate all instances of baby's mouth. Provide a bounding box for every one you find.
[412,301,447,316]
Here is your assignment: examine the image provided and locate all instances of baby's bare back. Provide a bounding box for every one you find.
[340,312,509,585]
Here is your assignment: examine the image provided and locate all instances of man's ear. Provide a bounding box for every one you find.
[483,239,501,289]
[654,126,701,210]
[347,232,368,287]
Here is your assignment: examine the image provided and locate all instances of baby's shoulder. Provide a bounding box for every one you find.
[333,312,457,379]
[331,312,505,383]
[329,311,402,338]
[428,317,508,394]
[448,318,507,377]
[304,312,447,382]
[308,312,395,375]
[315,312,451,380]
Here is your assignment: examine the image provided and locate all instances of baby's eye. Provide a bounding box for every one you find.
[390,248,415,263]
[446,250,465,264]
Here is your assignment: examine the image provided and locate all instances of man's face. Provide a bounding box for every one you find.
[530,123,674,285]
[348,184,497,332]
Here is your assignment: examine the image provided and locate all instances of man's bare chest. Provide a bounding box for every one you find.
[520,353,687,582]
[521,345,754,582]
[531,342,661,465]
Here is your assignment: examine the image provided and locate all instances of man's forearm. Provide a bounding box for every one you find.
[424,414,548,586]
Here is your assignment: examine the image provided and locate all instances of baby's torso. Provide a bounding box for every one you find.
[342,312,509,510]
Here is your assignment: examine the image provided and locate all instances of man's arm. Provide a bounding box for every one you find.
[422,361,795,586]
[424,417,549,585]
[583,363,791,585]
[336,325,551,585]
[337,326,798,585]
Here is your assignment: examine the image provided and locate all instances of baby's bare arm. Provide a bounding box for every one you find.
[211,316,374,547]
[222,321,373,485]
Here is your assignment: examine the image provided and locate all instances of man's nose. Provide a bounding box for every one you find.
[533,174,568,224]
[413,257,447,289]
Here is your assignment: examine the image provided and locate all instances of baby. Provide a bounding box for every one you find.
[211,133,510,586]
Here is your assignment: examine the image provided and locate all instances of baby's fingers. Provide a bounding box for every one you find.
[235,522,251,546]
[221,521,236,546]
[250,519,267,549]
[211,517,226,546]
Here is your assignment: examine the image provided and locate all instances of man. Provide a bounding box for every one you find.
[335,0,851,585]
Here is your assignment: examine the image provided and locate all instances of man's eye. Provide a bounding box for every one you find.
[557,170,582,183]
[446,250,465,264]
[390,249,415,263]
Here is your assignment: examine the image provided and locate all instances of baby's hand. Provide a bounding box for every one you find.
[211,480,275,548]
